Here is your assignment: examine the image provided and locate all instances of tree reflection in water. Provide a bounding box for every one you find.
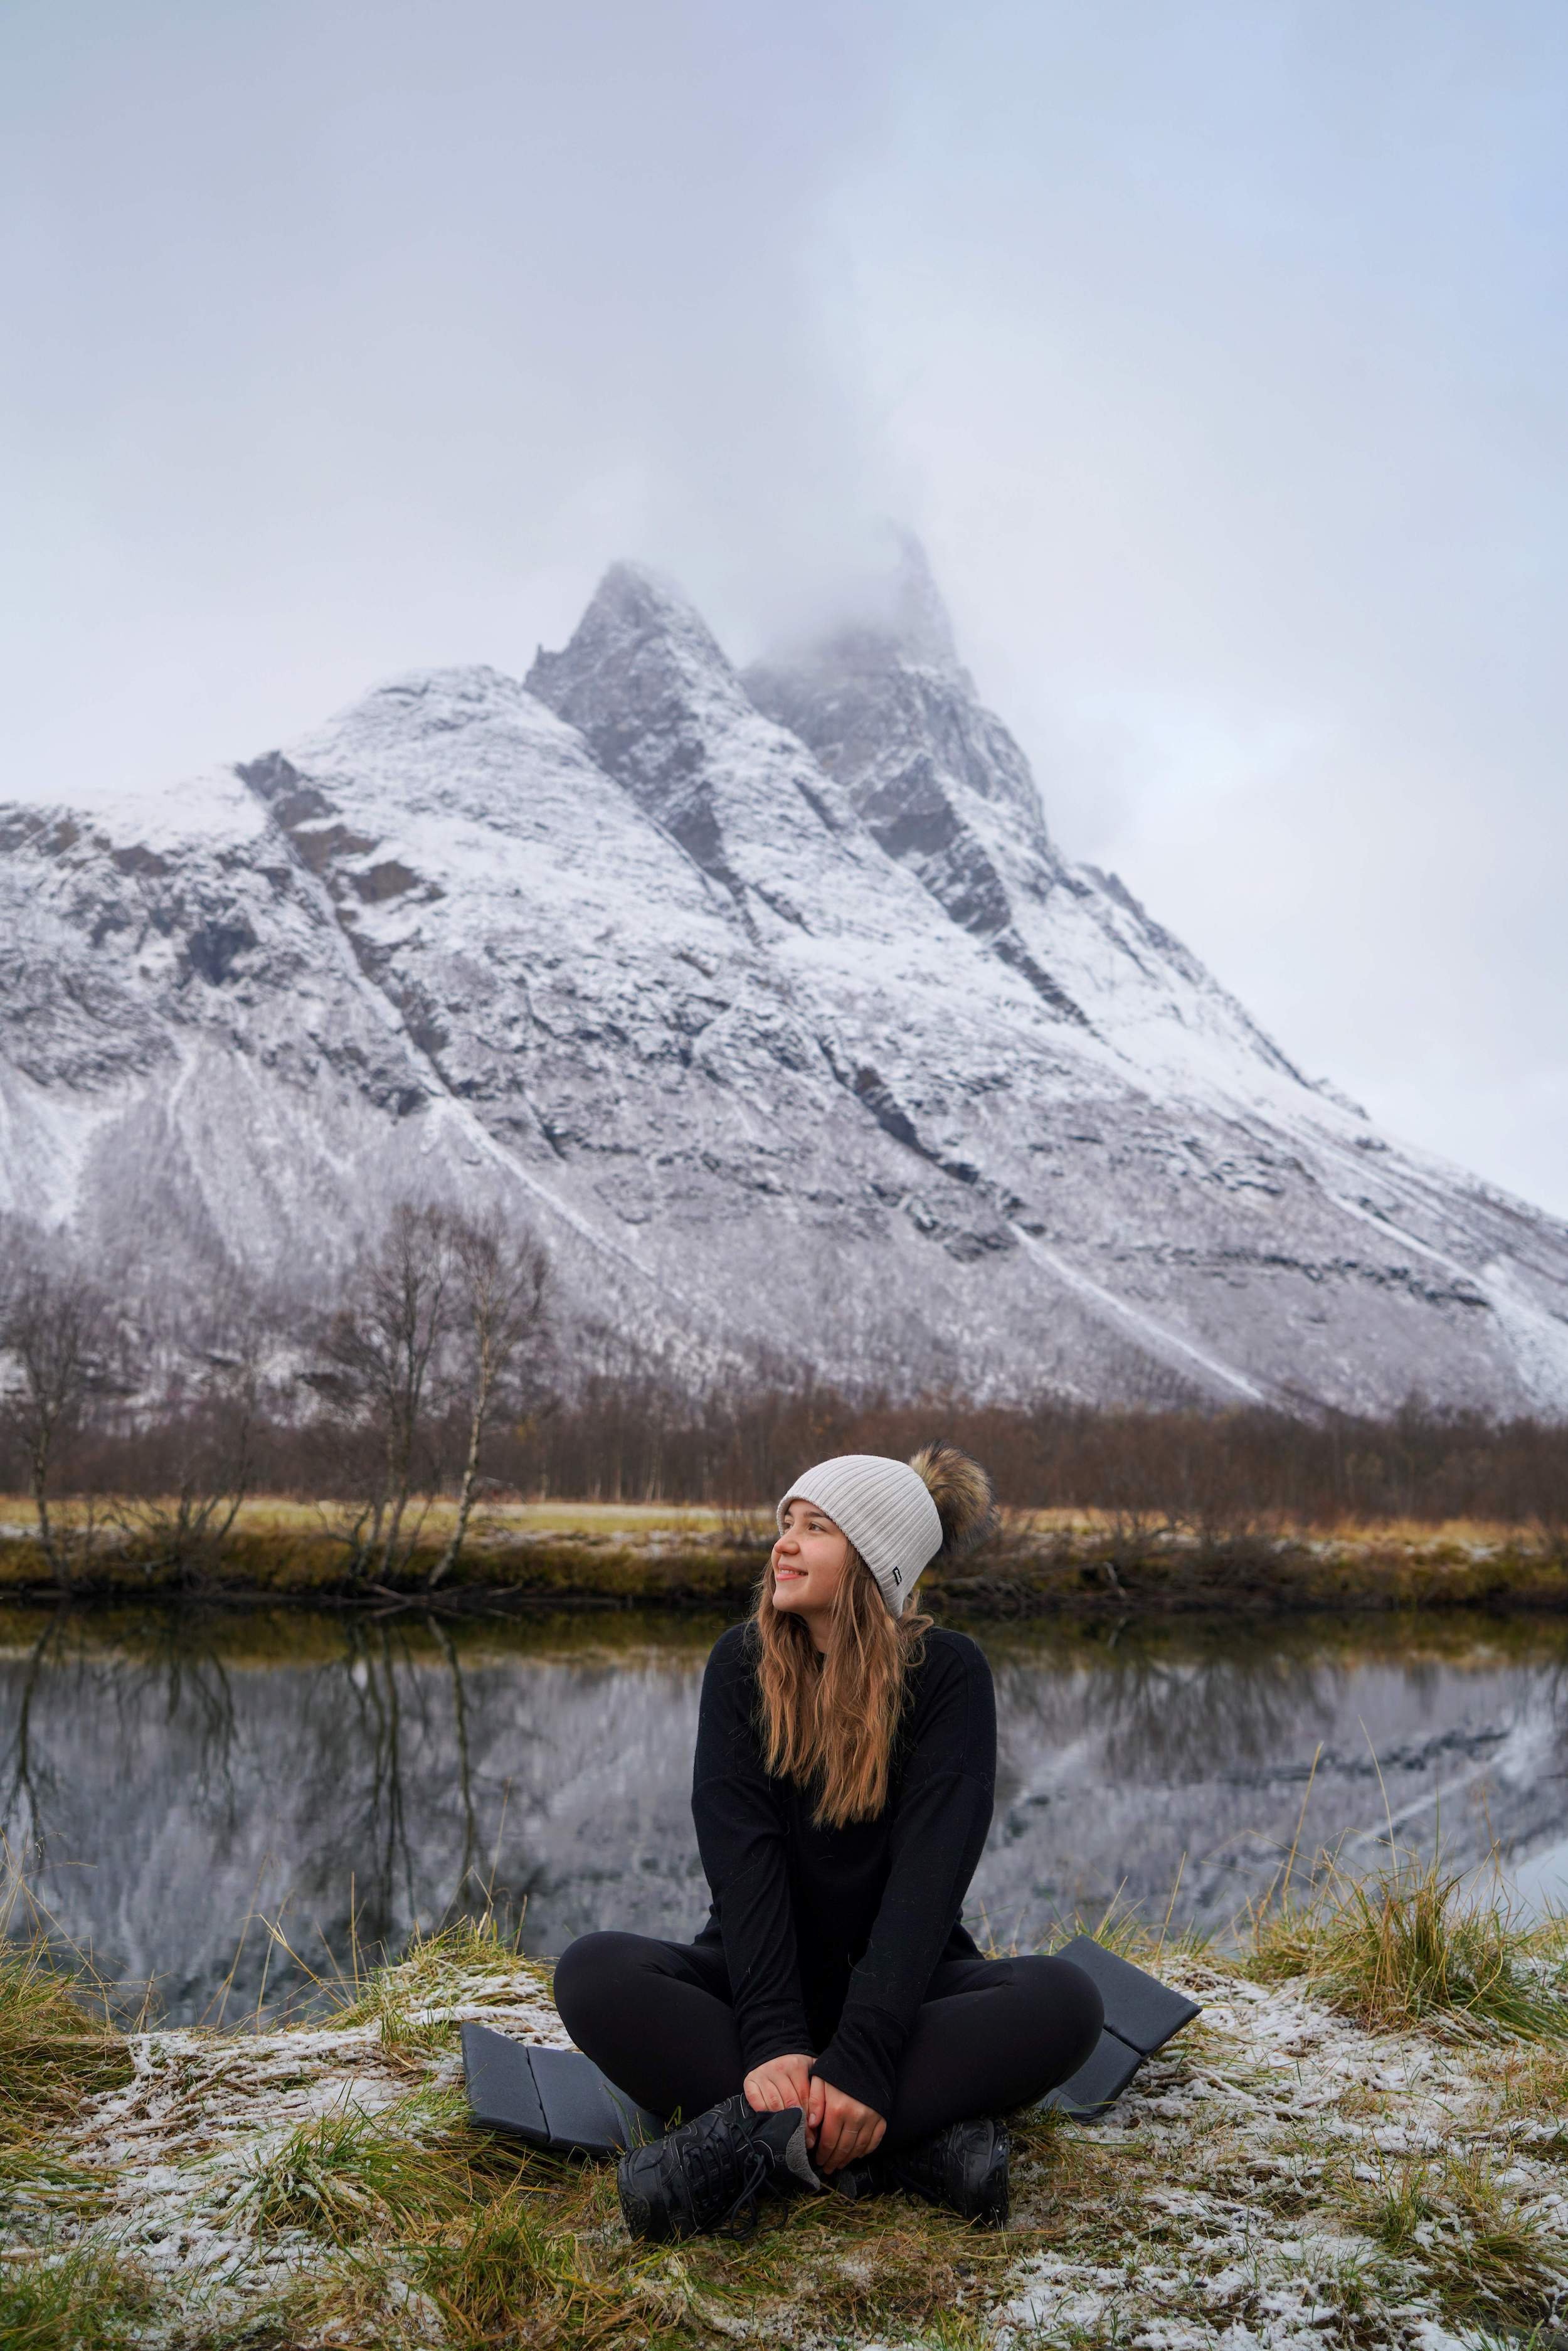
[982,1616,1568,1947]
[1,1610,66,1866]
[0,1608,1564,2019]
[994,1639,1338,1784]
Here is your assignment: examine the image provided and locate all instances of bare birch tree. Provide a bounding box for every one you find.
[427,1214,548,1590]
[0,1260,109,1590]
[319,1204,455,1585]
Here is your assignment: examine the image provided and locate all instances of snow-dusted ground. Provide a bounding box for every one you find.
[11,1945,1566,2348]
[997,1963,1568,2350]
[65,1965,567,2314]
[4,546,1568,1408]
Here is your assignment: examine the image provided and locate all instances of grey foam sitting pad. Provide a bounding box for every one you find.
[461,2023,662,2157]
[1052,1934,1202,2055]
[1040,1936,1202,2121]
[1039,2028,1146,2120]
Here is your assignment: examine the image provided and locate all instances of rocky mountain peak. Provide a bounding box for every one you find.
[743,550,1065,984]
[526,561,749,783]
[527,562,866,924]
[887,532,965,673]
[744,550,1043,837]
[5,548,1568,1416]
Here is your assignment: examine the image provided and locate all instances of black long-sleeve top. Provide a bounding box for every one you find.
[691,1621,996,2118]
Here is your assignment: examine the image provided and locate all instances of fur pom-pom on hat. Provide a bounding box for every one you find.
[908,1441,998,1562]
[777,1442,995,1618]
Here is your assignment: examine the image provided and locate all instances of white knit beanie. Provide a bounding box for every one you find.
[775,1453,943,1619]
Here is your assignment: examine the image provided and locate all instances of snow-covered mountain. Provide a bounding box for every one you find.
[3,552,1566,1412]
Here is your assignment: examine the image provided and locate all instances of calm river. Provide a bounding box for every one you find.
[3,1607,1565,2022]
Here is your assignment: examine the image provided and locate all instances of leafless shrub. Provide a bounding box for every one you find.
[109,1290,272,1589]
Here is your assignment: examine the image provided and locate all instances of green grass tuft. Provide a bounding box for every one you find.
[236,2088,470,2242]
[412,2180,645,2348]
[1357,2148,1568,2328]
[0,2247,156,2351]
[0,2140,116,2226]
[332,1909,546,2028]
[1249,1852,1568,2041]
[0,1940,133,2145]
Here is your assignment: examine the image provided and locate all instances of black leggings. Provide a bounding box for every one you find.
[553,1932,1104,2150]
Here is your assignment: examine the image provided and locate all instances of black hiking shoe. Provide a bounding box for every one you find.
[891,2116,1010,2222]
[617,2093,820,2242]
[835,2118,1010,2224]
[830,2154,885,2202]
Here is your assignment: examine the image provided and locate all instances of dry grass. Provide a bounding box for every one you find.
[0,1492,764,1610]
[1249,1851,1568,2043]
[411,2175,660,2350]
[332,1913,549,2019]
[0,1929,135,2289]
[1,1495,1549,1547]
[1490,2038,1568,2123]
[0,1938,133,2146]
[0,1494,733,1535]
[331,1914,546,2072]
[3,1493,1567,1615]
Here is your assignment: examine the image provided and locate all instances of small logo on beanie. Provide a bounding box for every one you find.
[891,1566,902,1584]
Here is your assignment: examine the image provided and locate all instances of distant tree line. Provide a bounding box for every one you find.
[471,1382,1568,1534]
[3,1202,1567,1593]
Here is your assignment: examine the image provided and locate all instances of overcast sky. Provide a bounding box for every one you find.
[4,1,1565,1215]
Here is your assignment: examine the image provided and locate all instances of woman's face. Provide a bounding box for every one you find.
[770,1497,850,1644]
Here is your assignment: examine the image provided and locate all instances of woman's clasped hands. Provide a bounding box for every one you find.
[741,2054,886,2173]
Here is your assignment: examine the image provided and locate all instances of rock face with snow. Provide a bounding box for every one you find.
[3,552,1567,1411]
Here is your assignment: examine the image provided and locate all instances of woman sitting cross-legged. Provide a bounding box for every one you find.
[553,1443,1104,2239]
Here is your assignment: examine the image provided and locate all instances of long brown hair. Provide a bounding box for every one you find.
[750,1441,996,1828]
[751,1547,930,1829]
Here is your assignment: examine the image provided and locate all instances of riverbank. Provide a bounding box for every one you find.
[3,1879,1565,2350]
[1,1497,1565,1616]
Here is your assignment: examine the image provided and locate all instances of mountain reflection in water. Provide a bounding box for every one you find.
[2,1608,1565,2022]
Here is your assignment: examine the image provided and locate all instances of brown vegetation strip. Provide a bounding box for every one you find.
[1,1500,1565,1613]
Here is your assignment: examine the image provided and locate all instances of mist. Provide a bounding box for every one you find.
[3,0,1565,1212]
